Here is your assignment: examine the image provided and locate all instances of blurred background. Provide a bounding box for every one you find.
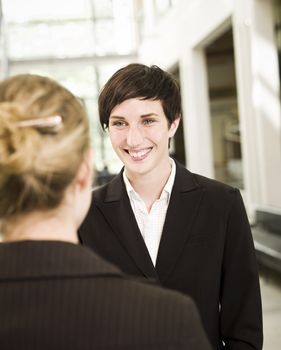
[0,0,280,348]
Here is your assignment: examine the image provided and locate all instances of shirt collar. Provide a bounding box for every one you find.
[163,158,176,197]
[123,158,176,203]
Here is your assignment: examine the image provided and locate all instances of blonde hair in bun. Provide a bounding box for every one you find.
[0,102,41,177]
[0,74,90,223]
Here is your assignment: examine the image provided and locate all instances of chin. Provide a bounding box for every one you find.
[129,164,152,176]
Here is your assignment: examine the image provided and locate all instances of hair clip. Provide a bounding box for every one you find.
[17,115,63,133]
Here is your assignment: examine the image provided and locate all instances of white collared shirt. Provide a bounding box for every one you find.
[123,159,176,266]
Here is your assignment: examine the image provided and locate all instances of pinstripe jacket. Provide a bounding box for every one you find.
[0,240,211,350]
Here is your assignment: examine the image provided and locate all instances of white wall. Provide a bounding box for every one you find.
[233,0,281,214]
[140,0,233,70]
[140,0,233,178]
[139,0,281,215]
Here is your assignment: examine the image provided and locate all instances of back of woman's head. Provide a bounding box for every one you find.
[0,74,90,222]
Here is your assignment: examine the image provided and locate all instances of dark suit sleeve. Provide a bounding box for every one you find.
[180,297,212,350]
[220,189,263,349]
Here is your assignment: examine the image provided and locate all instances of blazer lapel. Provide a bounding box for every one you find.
[156,162,204,283]
[96,172,158,280]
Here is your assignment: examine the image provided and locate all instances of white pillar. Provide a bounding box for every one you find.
[233,0,281,213]
[252,0,281,209]
[180,48,214,178]
[233,0,259,216]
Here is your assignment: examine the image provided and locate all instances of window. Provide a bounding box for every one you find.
[1,0,137,176]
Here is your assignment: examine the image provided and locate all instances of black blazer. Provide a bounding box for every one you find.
[0,240,211,350]
[79,161,263,350]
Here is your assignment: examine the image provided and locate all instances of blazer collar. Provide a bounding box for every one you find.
[156,161,205,282]
[97,173,159,280]
[98,161,204,283]
[104,160,200,202]
[172,159,201,192]
[0,240,122,280]
[104,169,125,202]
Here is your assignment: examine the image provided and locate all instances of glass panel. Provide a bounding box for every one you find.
[84,98,104,171]
[85,97,122,174]
[113,19,136,54]
[94,20,115,55]
[9,62,98,98]
[7,21,95,59]
[2,0,92,22]
[95,19,136,55]
[93,0,113,18]
[104,134,123,174]
[113,0,135,18]
[155,0,172,16]
[97,62,128,88]
[1,0,138,175]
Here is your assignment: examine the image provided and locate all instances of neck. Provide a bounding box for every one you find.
[126,158,172,211]
[3,208,78,244]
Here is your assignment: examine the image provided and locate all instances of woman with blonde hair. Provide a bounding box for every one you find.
[0,74,211,350]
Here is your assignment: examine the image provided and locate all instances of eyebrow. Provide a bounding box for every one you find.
[109,115,126,120]
[140,113,159,118]
[109,113,159,119]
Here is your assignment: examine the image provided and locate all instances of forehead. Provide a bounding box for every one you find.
[110,98,164,118]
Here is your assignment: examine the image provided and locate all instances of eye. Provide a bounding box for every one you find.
[111,120,127,128]
[143,119,155,125]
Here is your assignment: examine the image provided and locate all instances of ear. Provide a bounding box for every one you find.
[168,116,180,138]
[75,148,94,191]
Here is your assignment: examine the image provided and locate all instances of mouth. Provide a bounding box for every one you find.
[124,147,152,161]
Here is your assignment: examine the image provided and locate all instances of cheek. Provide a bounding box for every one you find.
[109,131,121,147]
[109,131,126,148]
[146,129,169,145]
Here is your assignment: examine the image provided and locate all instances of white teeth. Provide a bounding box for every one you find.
[128,149,150,158]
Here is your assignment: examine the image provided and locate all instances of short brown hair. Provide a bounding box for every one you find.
[99,63,182,129]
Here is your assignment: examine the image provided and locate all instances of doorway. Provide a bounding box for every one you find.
[169,64,186,166]
[205,28,243,188]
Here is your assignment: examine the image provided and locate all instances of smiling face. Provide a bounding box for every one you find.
[108,98,179,179]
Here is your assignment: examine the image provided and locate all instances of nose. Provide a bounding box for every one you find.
[126,125,144,148]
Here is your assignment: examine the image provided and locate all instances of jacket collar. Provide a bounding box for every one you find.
[95,160,204,282]
[156,163,205,281]
[103,159,201,203]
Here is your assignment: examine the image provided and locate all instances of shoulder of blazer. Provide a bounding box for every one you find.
[0,240,124,280]
[174,159,238,198]
[91,169,125,203]
[92,162,239,204]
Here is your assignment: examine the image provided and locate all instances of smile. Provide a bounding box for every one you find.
[125,148,152,161]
